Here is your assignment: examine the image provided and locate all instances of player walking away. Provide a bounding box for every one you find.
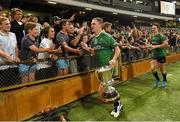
[150,23,169,88]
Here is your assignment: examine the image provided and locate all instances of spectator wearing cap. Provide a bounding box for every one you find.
[52,16,61,35]
[10,8,25,50]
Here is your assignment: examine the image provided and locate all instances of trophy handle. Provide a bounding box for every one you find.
[95,70,101,82]
[109,67,114,79]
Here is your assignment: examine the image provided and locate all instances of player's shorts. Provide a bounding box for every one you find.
[153,57,166,63]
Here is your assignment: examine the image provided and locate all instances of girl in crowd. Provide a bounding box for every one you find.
[37,26,62,79]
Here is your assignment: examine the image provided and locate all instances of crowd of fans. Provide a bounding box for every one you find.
[0,6,179,88]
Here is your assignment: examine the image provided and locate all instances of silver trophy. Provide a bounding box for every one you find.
[95,66,120,103]
[95,65,123,117]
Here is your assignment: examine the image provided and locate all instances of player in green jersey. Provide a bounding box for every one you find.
[150,23,169,88]
[82,17,122,118]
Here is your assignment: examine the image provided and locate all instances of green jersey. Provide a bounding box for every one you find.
[151,33,166,59]
[92,32,117,67]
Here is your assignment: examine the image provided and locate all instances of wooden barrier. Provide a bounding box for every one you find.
[0,73,99,120]
[121,59,151,81]
[166,53,180,64]
[120,53,180,81]
[0,53,180,120]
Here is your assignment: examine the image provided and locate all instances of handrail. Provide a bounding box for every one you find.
[0,55,80,66]
[1,46,180,92]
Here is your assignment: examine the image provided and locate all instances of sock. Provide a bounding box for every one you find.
[152,71,160,81]
[162,72,167,81]
[113,100,120,112]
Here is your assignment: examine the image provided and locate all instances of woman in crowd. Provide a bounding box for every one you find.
[37,26,62,79]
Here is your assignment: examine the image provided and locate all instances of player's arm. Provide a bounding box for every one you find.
[151,37,169,49]
[109,46,120,67]
[81,42,94,54]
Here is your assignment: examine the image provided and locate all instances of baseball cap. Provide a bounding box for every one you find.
[52,16,61,21]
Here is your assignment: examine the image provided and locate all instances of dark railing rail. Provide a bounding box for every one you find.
[0,45,180,92]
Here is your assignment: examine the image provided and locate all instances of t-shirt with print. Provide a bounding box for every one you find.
[91,31,117,67]
[20,35,39,60]
[56,31,69,57]
[151,33,166,59]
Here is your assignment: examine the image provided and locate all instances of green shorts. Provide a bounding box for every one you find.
[153,57,166,63]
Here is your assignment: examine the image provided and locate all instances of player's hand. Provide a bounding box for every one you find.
[109,59,116,67]
[147,44,154,50]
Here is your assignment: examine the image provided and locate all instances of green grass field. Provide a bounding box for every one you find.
[66,61,180,121]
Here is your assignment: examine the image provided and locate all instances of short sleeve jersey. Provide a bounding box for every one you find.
[91,32,117,67]
[151,33,166,59]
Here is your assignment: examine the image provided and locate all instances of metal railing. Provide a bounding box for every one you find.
[0,45,180,91]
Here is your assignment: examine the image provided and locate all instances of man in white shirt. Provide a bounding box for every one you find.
[0,17,20,87]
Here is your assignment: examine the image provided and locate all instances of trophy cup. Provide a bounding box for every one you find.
[95,65,123,117]
[95,65,120,103]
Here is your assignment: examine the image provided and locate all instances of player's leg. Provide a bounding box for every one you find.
[158,60,167,87]
[151,59,160,88]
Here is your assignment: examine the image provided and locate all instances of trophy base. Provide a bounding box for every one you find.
[102,90,120,103]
